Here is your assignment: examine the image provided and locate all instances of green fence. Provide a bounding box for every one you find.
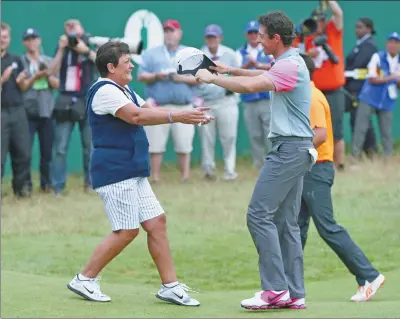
[3,1,400,173]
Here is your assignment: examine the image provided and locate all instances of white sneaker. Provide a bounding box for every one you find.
[67,274,111,302]
[156,283,200,306]
[223,172,238,181]
[241,290,290,310]
[351,274,385,302]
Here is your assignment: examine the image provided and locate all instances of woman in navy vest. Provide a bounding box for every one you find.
[352,32,400,159]
[67,41,213,306]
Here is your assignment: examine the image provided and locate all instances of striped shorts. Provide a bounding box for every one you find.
[95,177,165,231]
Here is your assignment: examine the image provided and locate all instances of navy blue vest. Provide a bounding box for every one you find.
[358,51,399,111]
[238,46,272,102]
[86,81,150,189]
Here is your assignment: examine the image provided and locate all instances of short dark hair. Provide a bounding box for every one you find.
[95,41,130,77]
[258,11,296,46]
[300,53,315,78]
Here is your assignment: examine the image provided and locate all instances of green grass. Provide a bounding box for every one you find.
[2,157,400,318]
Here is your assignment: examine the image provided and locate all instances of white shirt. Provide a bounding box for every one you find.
[91,78,146,116]
[356,34,372,46]
[367,52,400,99]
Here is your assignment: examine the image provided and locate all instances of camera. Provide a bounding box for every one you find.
[88,36,144,55]
[68,32,79,48]
[313,34,339,64]
[66,33,143,56]
[296,6,340,65]
[38,61,48,71]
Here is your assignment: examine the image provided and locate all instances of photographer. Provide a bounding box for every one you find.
[20,28,59,192]
[50,19,96,195]
[294,1,346,170]
[1,22,32,198]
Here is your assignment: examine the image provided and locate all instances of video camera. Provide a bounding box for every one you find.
[313,34,339,64]
[67,33,144,55]
[296,2,339,65]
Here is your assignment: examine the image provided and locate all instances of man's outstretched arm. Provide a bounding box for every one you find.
[207,74,276,93]
[197,58,298,94]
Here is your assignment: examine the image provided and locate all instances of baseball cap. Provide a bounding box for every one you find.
[245,20,259,33]
[163,19,181,30]
[22,28,40,40]
[204,24,223,37]
[387,32,400,41]
[174,47,218,76]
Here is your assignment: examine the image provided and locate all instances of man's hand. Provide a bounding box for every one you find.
[195,69,216,84]
[386,74,399,82]
[307,48,319,58]
[172,107,215,125]
[1,65,15,83]
[34,70,49,79]
[59,35,68,50]
[73,39,90,55]
[16,69,27,84]
[246,56,258,66]
[209,61,230,74]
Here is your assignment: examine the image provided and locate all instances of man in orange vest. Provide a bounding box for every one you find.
[294,1,346,171]
[297,53,385,304]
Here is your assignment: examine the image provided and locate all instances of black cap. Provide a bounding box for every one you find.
[22,28,40,40]
[358,17,376,35]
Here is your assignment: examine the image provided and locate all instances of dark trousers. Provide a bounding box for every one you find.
[346,92,377,154]
[350,107,377,154]
[298,161,379,286]
[29,117,53,190]
[1,107,32,196]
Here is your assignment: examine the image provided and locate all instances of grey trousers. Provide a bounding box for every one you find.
[352,101,393,157]
[298,161,380,286]
[247,137,314,298]
[243,99,271,169]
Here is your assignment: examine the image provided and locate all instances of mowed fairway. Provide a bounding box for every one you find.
[1,158,400,318]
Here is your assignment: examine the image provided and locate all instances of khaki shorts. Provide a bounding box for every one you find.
[144,104,195,154]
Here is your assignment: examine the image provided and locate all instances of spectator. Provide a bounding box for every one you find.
[236,20,274,169]
[20,28,59,192]
[137,19,198,183]
[294,1,346,170]
[345,17,378,157]
[352,32,400,160]
[195,24,239,181]
[0,22,32,198]
[50,19,96,195]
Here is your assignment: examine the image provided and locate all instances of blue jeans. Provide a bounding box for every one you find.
[51,119,91,193]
